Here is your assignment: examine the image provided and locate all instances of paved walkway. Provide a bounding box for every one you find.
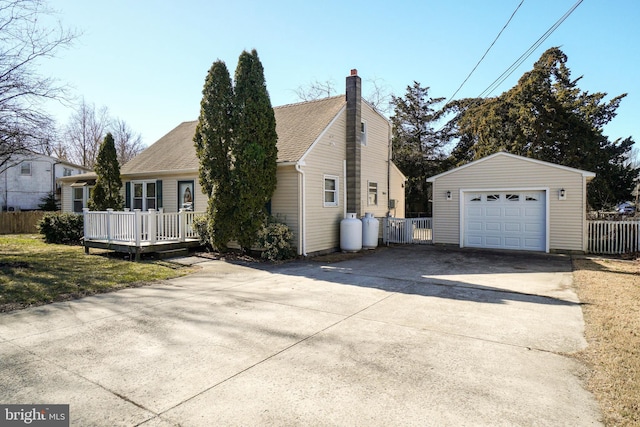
[0,245,602,426]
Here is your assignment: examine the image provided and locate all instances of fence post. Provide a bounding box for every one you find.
[134,209,141,247]
[106,209,113,243]
[82,208,90,254]
[148,209,156,244]
[178,209,185,242]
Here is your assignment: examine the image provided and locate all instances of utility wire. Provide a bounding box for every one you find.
[476,0,583,98]
[436,0,584,134]
[445,0,525,105]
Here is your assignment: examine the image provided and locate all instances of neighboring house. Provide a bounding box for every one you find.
[1,153,91,211]
[427,152,595,253]
[60,70,406,256]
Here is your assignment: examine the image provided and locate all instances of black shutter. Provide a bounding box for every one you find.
[125,182,131,209]
[156,180,163,209]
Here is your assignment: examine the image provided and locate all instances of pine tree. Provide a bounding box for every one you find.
[194,60,235,251]
[88,133,124,210]
[232,50,278,251]
[390,82,447,214]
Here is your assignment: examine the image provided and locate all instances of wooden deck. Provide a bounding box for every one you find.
[84,238,202,260]
[82,209,205,261]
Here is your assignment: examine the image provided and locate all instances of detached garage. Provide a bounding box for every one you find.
[427,152,595,253]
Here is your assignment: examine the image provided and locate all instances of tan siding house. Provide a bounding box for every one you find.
[59,71,405,256]
[427,152,594,253]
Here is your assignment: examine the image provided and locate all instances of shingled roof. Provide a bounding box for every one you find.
[121,95,346,175]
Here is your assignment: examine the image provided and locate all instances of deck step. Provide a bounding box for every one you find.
[155,248,189,260]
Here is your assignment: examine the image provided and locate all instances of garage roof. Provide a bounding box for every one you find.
[426,152,596,182]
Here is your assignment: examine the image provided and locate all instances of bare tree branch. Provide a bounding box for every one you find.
[111,117,144,165]
[0,0,78,168]
[293,79,337,101]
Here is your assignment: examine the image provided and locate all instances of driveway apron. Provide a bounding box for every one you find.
[0,245,602,426]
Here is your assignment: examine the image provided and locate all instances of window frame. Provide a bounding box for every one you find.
[20,162,31,176]
[131,180,157,210]
[367,181,378,206]
[323,175,339,207]
[360,120,367,146]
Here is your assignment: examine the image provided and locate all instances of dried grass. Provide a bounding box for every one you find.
[572,257,640,426]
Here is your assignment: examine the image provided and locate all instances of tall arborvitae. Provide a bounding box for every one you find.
[88,132,124,210]
[232,49,278,251]
[194,60,235,251]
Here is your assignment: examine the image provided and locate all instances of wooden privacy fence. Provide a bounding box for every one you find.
[0,211,45,234]
[383,217,433,244]
[588,220,639,255]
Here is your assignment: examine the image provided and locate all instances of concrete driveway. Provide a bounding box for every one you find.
[0,245,602,426]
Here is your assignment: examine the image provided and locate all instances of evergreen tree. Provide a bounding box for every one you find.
[232,50,278,250]
[88,133,124,210]
[390,82,447,214]
[449,47,637,209]
[194,60,235,251]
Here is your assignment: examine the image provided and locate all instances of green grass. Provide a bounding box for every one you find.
[0,234,196,312]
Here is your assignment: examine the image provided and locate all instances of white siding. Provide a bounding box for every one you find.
[271,166,300,253]
[302,110,347,254]
[360,104,391,218]
[431,155,588,252]
[389,162,406,218]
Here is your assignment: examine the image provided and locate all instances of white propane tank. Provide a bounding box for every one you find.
[362,213,379,249]
[340,213,362,252]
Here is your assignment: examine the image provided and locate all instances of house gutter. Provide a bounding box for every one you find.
[387,121,392,217]
[294,162,307,256]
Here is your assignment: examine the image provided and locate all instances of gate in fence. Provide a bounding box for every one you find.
[383,217,433,245]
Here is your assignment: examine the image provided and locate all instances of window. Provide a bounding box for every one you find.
[525,195,539,202]
[470,195,481,202]
[63,168,72,177]
[73,187,84,213]
[131,181,157,210]
[506,194,520,201]
[368,181,378,205]
[324,175,338,207]
[146,182,156,209]
[20,162,31,176]
[71,184,93,213]
[360,121,367,145]
[487,194,500,201]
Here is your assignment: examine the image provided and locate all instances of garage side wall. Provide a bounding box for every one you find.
[432,155,586,252]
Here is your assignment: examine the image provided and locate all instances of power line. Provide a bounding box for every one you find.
[435,0,584,134]
[477,0,583,98]
[445,0,525,105]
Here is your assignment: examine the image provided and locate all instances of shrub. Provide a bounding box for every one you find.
[256,218,296,261]
[38,192,59,211]
[192,215,212,249]
[37,212,84,245]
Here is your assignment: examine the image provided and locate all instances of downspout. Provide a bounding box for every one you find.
[343,160,347,218]
[387,121,392,217]
[295,162,307,256]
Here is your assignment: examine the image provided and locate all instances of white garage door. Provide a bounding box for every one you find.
[463,191,546,251]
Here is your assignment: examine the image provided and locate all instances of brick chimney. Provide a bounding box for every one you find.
[346,69,361,214]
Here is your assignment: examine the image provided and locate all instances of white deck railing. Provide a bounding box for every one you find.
[83,209,204,246]
[588,220,639,255]
[383,217,433,244]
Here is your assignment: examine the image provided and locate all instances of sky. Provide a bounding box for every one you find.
[42,0,639,149]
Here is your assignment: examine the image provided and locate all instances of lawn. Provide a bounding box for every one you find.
[0,234,196,312]
[572,256,640,427]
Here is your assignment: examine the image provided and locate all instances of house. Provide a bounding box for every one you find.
[426,152,595,253]
[60,70,406,256]
[1,152,91,211]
